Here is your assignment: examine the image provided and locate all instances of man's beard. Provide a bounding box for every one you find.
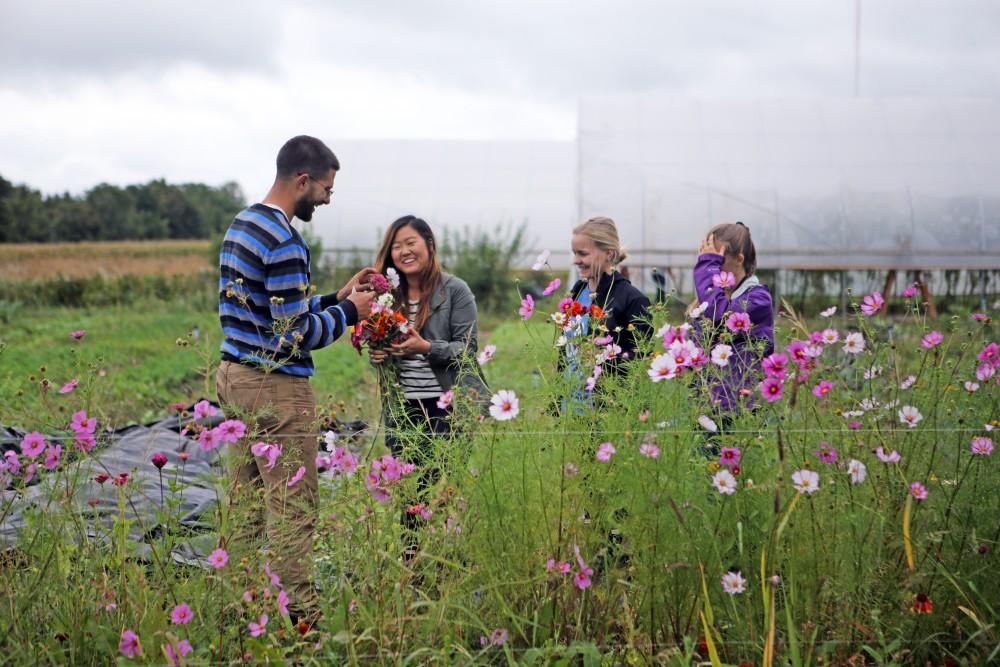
[294,197,316,222]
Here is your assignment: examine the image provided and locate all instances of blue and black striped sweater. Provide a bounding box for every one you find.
[218,203,358,376]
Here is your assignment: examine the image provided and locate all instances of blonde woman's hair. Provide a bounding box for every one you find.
[573,216,629,265]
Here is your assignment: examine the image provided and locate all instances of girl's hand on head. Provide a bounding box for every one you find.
[700,233,726,257]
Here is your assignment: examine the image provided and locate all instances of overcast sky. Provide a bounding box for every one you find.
[2,0,999,200]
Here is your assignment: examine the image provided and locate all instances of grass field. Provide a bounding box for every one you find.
[0,240,213,280]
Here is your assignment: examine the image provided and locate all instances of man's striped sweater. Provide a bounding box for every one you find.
[218,203,357,376]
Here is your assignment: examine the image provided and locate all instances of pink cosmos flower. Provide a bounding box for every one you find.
[193,400,217,420]
[847,420,863,430]
[909,482,928,500]
[820,306,837,317]
[762,353,789,379]
[639,443,660,459]
[712,469,738,495]
[248,613,268,637]
[721,570,746,595]
[489,628,509,646]
[216,419,246,443]
[573,545,594,590]
[876,447,901,464]
[436,389,453,410]
[820,328,840,345]
[725,311,752,333]
[898,405,923,428]
[518,294,535,320]
[264,560,281,588]
[970,436,994,456]
[812,380,833,398]
[542,278,562,296]
[250,441,282,470]
[208,548,229,568]
[119,629,141,658]
[59,379,79,394]
[287,466,306,487]
[43,444,62,471]
[198,427,222,451]
[921,331,943,349]
[330,447,358,475]
[164,639,192,666]
[976,363,996,382]
[815,442,838,464]
[901,285,918,298]
[171,602,193,625]
[787,340,809,365]
[477,344,496,365]
[842,332,865,354]
[71,410,96,434]
[69,330,86,340]
[759,377,784,402]
[977,342,998,364]
[23,463,37,484]
[712,271,736,289]
[860,291,884,316]
[20,432,47,458]
[489,390,519,420]
[74,433,97,453]
[277,589,290,616]
[719,447,741,467]
[791,469,820,494]
[596,442,616,462]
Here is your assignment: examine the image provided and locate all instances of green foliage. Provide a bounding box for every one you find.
[0,174,245,243]
[440,222,526,314]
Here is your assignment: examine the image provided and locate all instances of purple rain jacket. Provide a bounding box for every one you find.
[693,253,775,411]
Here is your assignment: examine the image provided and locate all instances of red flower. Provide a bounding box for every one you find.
[151,452,168,469]
[911,593,933,614]
[93,473,110,484]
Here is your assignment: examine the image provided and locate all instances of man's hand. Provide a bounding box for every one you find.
[336,267,378,300]
[390,332,432,357]
[346,289,376,320]
[699,233,726,257]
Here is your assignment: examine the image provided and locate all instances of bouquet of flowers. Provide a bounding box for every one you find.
[350,268,412,353]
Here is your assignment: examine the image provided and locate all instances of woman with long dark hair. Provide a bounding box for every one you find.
[368,215,487,558]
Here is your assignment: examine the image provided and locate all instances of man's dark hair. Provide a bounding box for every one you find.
[276,135,340,178]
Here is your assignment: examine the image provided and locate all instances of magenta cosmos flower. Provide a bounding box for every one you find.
[970,436,994,456]
[171,603,193,625]
[20,432,47,458]
[69,329,86,340]
[208,548,229,568]
[119,629,142,658]
[921,331,944,349]
[815,442,838,464]
[59,379,79,394]
[725,312,752,333]
[762,353,789,379]
[542,278,561,296]
[812,380,833,398]
[860,291,884,316]
[759,377,783,402]
[719,447,741,467]
[909,482,928,500]
[518,293,534,320]
[596,442,616,462]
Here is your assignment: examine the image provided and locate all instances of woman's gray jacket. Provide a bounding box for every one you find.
[420,273,489,400]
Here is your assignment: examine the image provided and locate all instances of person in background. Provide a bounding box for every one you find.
[691,221,774,414]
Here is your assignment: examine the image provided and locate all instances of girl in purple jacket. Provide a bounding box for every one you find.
[692,222,774,413]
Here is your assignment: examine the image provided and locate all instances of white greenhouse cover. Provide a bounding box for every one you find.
[578,96,1000,272]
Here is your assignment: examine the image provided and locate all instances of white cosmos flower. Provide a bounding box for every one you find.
[965,381,980,392]
[820,306,837,317]
[477,344,496,365]
[698,415,718,432]
[647,354,679,382]
[899,405,923,428]
[711,344,733,367]
[689,302,709,319]
[489,390,520,421]
[842,410,865,418]
[386,267,400,289]
[842,332,865,354]
[821,328,840,345]
[900,375,916,390]
[721,570,746,595]
[791,469,820,494]
[554,335,568,348]
[847,459,867,484]
[531,249,551,271]
[863,365,883,380]
[323,430,338,452]
[711,469,738,495]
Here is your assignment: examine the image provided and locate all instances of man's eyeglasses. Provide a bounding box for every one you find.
[300,173,334,196]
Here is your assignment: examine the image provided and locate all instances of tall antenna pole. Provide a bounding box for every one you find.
[854,0,862,96]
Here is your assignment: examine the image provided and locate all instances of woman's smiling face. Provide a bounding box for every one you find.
[572,233,612,282]
[391,224,430,278]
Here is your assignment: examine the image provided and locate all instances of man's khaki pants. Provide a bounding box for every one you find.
[216,361,320,618]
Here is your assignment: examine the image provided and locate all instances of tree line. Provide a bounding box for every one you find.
[0,174,246,243]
